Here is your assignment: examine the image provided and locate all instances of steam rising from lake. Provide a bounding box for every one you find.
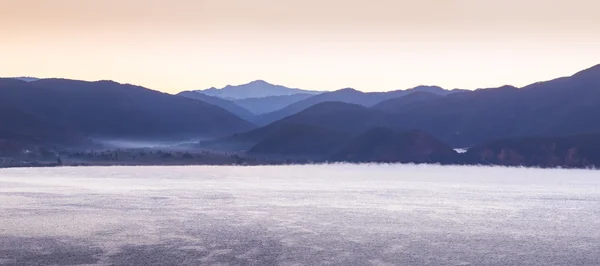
[1,164,599,265]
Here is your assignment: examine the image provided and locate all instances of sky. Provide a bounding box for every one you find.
[1,0,599,93]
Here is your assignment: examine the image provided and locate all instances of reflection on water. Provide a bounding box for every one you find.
[0,164,599,265]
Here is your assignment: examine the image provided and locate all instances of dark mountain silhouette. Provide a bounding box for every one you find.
[226,64,600,159]
[0,107,79,142]
[248,124,346,156]
[380,64,600,148]
[0,81,71,146]
[252,86,453,126]
[261,101,395,133]
[247,125,459,163]
[0,107,86,143]
[331,128,458,163]
[233,93,315,114]
[201,102,397,151]
[464,133,600,168]
[251,88,366,126]
[199,80,321,100]
[0,78,255,140]
[372,91,443,113]
[0,106,90,156]
[3,64,600,169]
[177,91,255,120]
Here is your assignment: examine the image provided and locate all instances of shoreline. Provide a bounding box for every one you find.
[2,147,599,171]
[1,160,598,171]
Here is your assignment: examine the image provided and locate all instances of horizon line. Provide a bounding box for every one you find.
[3,62,598,94]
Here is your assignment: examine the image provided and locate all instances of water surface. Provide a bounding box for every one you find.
[0,165,599,265]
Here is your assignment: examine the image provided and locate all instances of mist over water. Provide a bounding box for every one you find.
[94,139,203,149]
[1,164,599,265]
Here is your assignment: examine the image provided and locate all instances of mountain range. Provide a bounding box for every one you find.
[3,64,600,168]
[208,102,395,152]
[382,65,600,147]
[177,90,255,120]
[233,93,315,115]
[251,85,456,126]
[183,82,458,126]
[179,80,322,116]
[198,80,321,100]
[0,78,254,145]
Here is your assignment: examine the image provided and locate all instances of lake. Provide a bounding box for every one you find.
[0,164,599,265]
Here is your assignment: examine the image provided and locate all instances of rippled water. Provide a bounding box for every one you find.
[0,165,599,265]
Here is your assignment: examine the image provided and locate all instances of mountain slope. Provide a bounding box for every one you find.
[0,79,255,140]
[201,102,393,150]
[248,124,346,156]
[178,91,255,120]
[247,125,459,163]
[233,93,314,114]
[251,101,395,139]
[0,106,90,156]
[0,107,79,142]
[201,102,397,151]
[331,128,458,163]
[200,80,321,100]
[464,133,600,168]
[372,91,443,113]
[380,64,600,148]
[252,86,452,126]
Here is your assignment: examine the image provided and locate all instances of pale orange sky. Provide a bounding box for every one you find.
[1,0,599,93]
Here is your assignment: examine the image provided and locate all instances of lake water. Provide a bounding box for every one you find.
[0,165,599,266]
